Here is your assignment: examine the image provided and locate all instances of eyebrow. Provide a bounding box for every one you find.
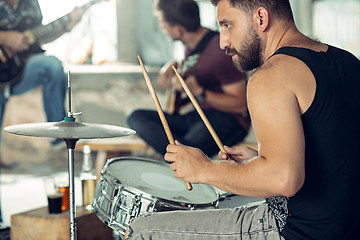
[218,19,230,26]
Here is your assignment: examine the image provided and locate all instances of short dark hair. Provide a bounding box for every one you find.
[154,0,201,32]
[210,0,294,21]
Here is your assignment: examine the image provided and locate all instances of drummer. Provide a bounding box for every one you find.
[127,0,250,159]
[125,0,360,239]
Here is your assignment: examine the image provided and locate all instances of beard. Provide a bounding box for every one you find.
[226,25,263,72]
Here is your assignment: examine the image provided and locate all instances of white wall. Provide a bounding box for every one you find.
[38,0,118,65]
[313,0,360,57]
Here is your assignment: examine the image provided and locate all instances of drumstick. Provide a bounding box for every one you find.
[137,55,193,191]
[172,66,226,153]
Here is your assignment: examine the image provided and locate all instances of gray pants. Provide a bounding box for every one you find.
[127,201,284,240]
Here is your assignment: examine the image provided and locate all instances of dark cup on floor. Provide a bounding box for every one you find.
[43,177,63,214]
[47,193,63,214]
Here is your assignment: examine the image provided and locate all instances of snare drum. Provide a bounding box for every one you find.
[92,157,219,235]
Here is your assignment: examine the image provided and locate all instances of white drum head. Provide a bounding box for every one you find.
[107,158,218,205]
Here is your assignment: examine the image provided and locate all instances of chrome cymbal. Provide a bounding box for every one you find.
[4,121,136,139]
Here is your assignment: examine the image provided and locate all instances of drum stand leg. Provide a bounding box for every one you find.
[65,139,79,240]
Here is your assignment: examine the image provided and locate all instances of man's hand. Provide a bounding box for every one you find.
[67,7,85,31]
[185,75,203,97]
[219,145,258,163]
[165,140,211,183]
[1,31,30,53]
[159,61,177,89]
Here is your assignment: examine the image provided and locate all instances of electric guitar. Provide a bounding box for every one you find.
[168,54,201,114]
[0,0,105,86]
[167,30,218,114]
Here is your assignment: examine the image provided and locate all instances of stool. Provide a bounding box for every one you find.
[11,206,113,240]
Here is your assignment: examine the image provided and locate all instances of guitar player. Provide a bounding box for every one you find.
[0,0,85,224]
[127,0,251,159]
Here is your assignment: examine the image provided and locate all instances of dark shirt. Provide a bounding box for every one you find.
[267,46,360,240]
[0,0,42,31]
[183,30,250,130]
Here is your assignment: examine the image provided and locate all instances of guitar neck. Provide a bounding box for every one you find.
[28,0,104,45]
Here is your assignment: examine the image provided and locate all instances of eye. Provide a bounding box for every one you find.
[220,22,231,32]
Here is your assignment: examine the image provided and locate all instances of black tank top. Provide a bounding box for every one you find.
[266,46,360,240]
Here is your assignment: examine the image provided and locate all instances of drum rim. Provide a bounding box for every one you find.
[105,156,167,167]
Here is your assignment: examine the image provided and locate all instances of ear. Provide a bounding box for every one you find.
[253,7,269,32]
[174,25,185,38]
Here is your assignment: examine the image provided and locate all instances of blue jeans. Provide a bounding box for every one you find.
[0,53,67,150]
[127,201,284,240]
[0,53,67,222]
[127,109,248,158]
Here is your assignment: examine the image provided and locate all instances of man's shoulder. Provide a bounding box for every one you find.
[249,54,309,90]
[252,55,291,78]
[259,53,308,75]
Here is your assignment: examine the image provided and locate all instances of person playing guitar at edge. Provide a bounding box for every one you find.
[0,0,98,224]
[127,0,250,160]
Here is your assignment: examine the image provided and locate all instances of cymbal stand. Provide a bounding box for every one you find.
[64,137,78,240]
[64,72,81,240]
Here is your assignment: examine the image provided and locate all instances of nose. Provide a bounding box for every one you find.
[219,31,230,50]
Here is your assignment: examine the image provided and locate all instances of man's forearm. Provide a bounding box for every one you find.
[0,31,9,46]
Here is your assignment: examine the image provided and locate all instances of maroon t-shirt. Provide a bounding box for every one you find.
[183,31,250,130]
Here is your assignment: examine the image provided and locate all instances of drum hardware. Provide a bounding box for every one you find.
[131,195,143,216]
[91,157,219,236]
[128,194,142,221]
[110,186,123,217]
[159,201,197,210]
[218,193,237,201]
[106,186,146,233]
[4,73,135,240]
[146,198,158,213]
